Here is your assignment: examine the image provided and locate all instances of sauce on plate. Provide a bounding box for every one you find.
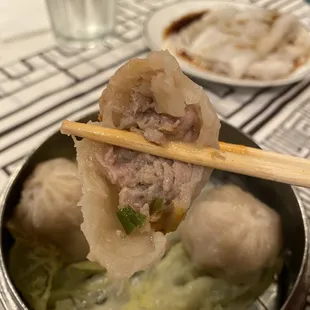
[164,11,207,38]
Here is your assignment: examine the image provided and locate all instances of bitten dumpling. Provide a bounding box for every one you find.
[179,184,283,283]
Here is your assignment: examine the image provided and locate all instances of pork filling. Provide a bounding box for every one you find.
[119,88,201,145]
[98,87,205,226]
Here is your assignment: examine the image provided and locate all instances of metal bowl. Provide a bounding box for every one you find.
[0,113,309,310]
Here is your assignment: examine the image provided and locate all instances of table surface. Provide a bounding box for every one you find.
[1,0,310,308]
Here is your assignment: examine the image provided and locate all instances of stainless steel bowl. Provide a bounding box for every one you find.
[0,113,309,310]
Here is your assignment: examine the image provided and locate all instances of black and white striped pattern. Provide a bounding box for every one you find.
[1,0,310,306]
[1,0,310,214]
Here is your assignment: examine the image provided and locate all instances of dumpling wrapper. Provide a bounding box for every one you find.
[179,184,283,283]
[75,51,220,279]
[99,51,220,147]
[9,158,88,262]
[76,138,167,279]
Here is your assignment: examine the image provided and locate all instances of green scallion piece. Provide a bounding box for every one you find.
[150,198,164,214]
[116,206,146,235]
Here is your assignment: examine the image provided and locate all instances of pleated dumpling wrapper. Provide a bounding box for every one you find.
[179,184,283,284]
[75,51,221,278]
[8,158,89,263]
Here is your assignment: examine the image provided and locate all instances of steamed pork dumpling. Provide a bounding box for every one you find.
[9,158,88,262]
[98,51,220,220]
[76,139,167,279]
[75,51,220,278]
[179,184,283,283]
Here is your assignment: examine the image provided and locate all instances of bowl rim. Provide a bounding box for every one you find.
[0,119,309,310]
[0,159,29,310]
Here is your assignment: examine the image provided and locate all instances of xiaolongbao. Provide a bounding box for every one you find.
[179,184,283,283]
[9,158,89,262]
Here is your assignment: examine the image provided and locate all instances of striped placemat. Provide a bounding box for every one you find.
[1,0,310,212]
[0,0,310,308]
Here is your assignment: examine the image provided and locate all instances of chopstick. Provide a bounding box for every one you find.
[61,120,310,188]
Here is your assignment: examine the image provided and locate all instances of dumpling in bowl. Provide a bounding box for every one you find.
[179,184,283,283]
[123,186,283,310]
[8,158,89,262]
[74,50,221,278]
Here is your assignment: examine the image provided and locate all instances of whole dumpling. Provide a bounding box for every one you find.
[179,184,283,283]
[9,158,89,262]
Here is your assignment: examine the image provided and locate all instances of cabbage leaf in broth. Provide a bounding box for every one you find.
[9,237,281,310]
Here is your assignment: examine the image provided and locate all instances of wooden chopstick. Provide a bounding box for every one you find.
[61,120,310,188]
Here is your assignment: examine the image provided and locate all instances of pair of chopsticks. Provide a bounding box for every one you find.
[61,120,310,188]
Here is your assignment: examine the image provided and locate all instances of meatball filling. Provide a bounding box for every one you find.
[97,87,205,227]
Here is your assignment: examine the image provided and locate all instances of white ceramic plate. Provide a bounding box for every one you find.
[143,1,310,88]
